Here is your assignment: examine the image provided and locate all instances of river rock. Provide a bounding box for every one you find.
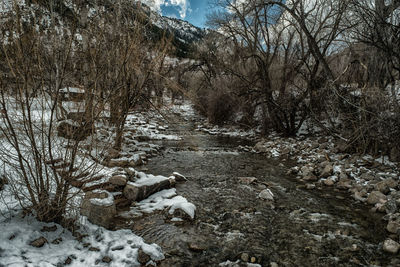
[367,191,387,205]
[324,178,335,186]
[109,175,127,186]
[239,177,258,185]
[385,199,398,214]
[123,184,139,201]
[172,172,188,182]
[303,174,318,181]
[353,191,367,202]
[376,179,398,194]
[137,248,151,264]
[241,253,249,262]
[254,141,268,153]
[320,163,333,178]
[383,238,400,254]
[80,190,116,229]
[336,178,352,190]
[259,189,274,201]
[387,219,400,234]
[300,165,314,176]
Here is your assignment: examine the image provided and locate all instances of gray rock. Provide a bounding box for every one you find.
[301,166,314,176]
[259,189,274,201]
[109,175,127,186]
[324,178,335,186]
[173,172,188,182]
[387,219,400,234]
[80,191,116,229]
[336,178,352,190]
[239,177,257,185]
[137,248,151,264]
[383,238,400,254]
[123,184,139,201]
[241,253,249,262]
[385,199,398,214]
[375,181,391,194]
[320,164,333,178]
[303,174,318,181]
[353,191,367,202]
[367,191,387,205]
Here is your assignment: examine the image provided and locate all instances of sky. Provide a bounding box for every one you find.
[141,0,211,28]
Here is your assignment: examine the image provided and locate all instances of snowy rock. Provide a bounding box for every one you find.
[81,190,116,229]
[172,172,188,182]
[30,237,48,248]
[259,189,274,201]
[109,175,127,186]
[367,191,387,205]
[383,239,400,254]
[169,200,196,220]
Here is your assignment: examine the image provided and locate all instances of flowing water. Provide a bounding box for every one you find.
[117,113,397,267]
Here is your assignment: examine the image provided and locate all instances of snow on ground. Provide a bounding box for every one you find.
[0,96,201,267]
[0,184,164,267]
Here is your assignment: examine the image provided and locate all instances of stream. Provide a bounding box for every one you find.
[118,111,396,267]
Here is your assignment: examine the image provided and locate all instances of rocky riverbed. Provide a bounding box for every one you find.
[112,103,400,266]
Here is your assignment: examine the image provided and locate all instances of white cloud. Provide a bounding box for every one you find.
[140,0,190,19]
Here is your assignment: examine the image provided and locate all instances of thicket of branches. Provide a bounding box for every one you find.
[188,0,400,157]
[0,0,171,223]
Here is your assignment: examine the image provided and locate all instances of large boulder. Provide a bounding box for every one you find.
[81,190,116,229]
